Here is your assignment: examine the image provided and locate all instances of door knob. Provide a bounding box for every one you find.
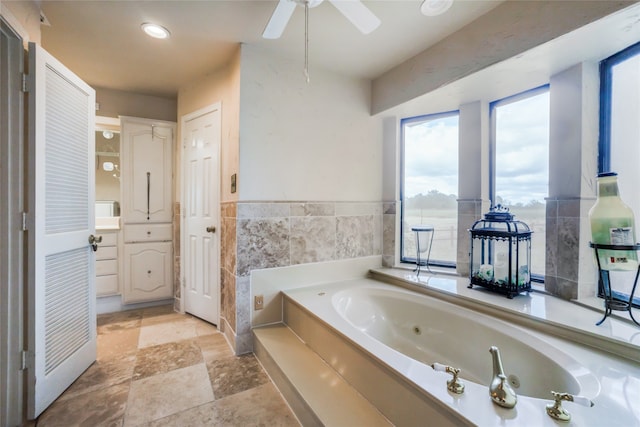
[88,234,102,252]
[206,226,216,233]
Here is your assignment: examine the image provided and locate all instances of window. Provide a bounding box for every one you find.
[491,86,550,279]
[600,41,640,306]
[401,111,459,267]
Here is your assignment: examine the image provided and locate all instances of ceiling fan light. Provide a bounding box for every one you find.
[421,0,453,17]
[141,22,171,39]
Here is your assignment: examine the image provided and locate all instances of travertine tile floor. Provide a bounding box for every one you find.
[36,305,300,426]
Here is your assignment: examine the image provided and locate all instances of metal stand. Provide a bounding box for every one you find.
[590,242,640,327]
[412,225,434,276]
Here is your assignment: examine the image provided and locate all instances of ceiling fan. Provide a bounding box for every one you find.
[262,0,381,39]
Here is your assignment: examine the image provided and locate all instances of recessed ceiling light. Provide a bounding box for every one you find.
[421,0,453,17]
[141,22,170,39]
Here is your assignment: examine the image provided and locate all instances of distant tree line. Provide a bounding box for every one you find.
[405,190,456,209]
[405,191,545,210]
[494,196,545,210]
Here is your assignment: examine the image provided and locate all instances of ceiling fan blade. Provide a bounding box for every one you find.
[263,0,297,39]
[329,0,381,35]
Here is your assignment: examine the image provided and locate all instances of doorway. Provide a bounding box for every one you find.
[181,103,221,325]
[1,16,25,427]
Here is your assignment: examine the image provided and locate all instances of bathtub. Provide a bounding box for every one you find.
[332,284,598,399]
[281,278,613,426]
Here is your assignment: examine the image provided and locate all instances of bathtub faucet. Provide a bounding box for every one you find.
[431,362,465,394]
[489,346,517,408]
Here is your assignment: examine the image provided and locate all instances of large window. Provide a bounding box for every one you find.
[600,41,640,306]
[491,86,550,279]
[401,112,459,267]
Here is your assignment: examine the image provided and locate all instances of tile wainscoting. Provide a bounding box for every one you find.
[219,201,395,354]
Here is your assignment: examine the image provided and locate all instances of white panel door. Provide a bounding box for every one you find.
[27,43,96,418]
[183,105,221,325]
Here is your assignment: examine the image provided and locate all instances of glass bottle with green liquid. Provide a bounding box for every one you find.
[589,172,638,271]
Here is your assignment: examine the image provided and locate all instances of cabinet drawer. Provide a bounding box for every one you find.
[96,274,119,296]
[96,259,118,276]
[97,232,118,246]
[96,246,117,261]
[124,224,172,243]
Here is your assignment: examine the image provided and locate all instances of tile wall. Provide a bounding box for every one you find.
[219,201,391,354]
[545,197,597,300]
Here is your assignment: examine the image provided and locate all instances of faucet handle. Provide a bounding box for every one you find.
[546,391,594,422]
[431,362,465,394]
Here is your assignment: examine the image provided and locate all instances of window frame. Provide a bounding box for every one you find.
[599,41,640,173]
[400,110,459,269]
[598,41,640,307]
[489,84,550,283]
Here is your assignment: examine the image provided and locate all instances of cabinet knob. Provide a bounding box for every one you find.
[147,270,151,274]
[147,231,151,235]
[206,226,216,233]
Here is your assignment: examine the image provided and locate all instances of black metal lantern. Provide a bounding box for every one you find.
[468,205,532,298]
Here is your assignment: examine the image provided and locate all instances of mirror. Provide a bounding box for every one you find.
[96,117,121,217]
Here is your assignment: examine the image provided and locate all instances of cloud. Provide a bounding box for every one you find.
[403,115,459,197]
[402,90,549,206]
[495,91,549,204]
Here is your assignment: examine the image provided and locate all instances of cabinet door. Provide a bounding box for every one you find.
[122,242,173,304]
[121,117,174,223]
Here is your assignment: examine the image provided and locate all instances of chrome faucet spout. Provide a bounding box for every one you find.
[490,345,504,377]
[489,346,517,408]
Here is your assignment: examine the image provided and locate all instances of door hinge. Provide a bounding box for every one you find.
[21,212,28,231]
[21,73,29,93]
[20,350,33,371]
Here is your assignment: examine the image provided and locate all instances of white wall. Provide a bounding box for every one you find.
[177,48,241,204]
[238,45,383,202]
[95,87,177,123]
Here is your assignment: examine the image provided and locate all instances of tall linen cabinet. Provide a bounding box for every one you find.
[120,116,175,303]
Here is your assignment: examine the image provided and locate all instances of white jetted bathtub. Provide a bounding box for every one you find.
[331,284,598,399]
[282,278,607,426]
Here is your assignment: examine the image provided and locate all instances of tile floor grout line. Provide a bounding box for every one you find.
[36,305,299,426]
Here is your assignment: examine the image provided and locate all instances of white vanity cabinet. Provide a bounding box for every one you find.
[120,116,175,304]
[122,241,173,304]
[95,230,120,296]
[120,116,174,223]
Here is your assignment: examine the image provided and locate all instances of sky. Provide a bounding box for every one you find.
[611,54,640,219]
[494,91,550,206]
[404,114,459,198]
[403,91,550,206]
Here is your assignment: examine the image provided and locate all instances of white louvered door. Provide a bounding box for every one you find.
[27,43,97,419]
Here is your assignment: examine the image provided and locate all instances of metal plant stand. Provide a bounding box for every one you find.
[412,225,434,276]
[590,242,640,327]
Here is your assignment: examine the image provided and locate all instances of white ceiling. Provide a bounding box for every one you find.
[40,0,504,98]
